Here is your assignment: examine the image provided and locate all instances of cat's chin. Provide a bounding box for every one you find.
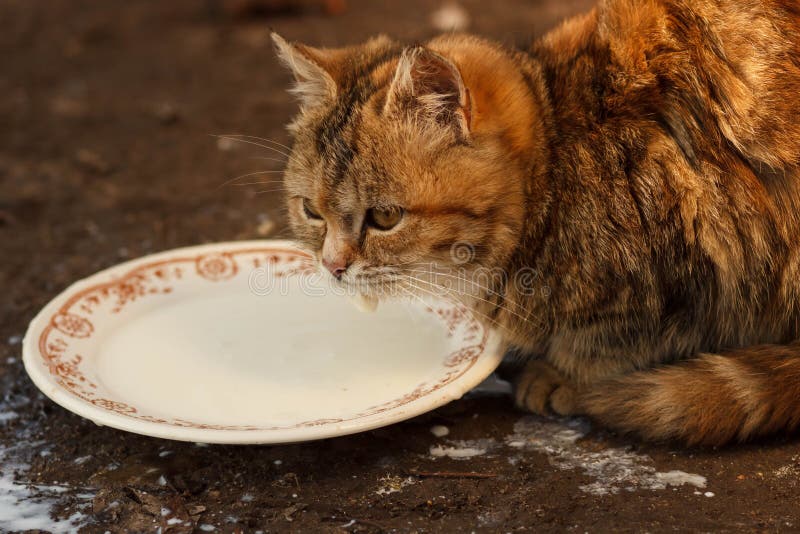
[349,292,379,313]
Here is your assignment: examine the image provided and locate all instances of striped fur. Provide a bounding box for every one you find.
[274,0,800,446]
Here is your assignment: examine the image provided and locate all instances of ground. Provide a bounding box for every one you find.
[2,0,800,532]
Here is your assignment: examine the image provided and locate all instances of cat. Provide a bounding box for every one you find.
[271,0,800,446]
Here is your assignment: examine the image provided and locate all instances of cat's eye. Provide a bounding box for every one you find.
[366,206,404,231]
[302,198,323,220]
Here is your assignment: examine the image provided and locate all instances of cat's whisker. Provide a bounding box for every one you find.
[218,133,294,154]
[232,179,287,187]
[211,135,292,158]
[404,267,529,315]
[218,170,286,189]
[249,156,294,166]
[270,228,295,240]
[385,253,491,268]
[381,258,452,269]
[253,188,289,196]
[407,275,545,331]
[405,279,534,336]
[398,278,518,336]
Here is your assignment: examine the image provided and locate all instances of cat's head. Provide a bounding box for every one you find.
[273,32,547,299]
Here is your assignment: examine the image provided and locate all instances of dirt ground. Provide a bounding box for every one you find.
[3,0,800,532]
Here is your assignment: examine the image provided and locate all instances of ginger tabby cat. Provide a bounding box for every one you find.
[271,0,800,446]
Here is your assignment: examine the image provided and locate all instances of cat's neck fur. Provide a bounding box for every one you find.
[490,12,608,352]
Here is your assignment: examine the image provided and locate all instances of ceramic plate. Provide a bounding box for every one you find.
[23,240,503,444]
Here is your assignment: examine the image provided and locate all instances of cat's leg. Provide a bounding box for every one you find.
[513,359,579,416]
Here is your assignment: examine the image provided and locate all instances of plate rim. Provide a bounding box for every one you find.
[22,240,504,444]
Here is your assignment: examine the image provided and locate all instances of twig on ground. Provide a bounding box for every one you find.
[322,515,386,532]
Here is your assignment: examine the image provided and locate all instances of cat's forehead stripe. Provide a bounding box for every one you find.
[315,47,403,185]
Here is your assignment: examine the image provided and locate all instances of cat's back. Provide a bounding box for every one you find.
[602,0,800,342]
[533,0,800,348]
[596,0,800,172]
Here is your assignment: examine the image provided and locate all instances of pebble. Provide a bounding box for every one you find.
[75,149,112,175]
[50,96,86,117]
[430,425,450,438]
[152,102,180,124]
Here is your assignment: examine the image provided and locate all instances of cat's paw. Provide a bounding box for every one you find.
[514,360,578,416]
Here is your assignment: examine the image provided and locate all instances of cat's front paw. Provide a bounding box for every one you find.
[514,360,578,416]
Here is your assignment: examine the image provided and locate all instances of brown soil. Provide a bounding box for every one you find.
[2,1,800,532]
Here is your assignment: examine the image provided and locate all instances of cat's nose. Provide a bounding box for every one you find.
[322,257,349,279]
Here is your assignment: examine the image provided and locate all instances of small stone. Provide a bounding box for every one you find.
[430,425,450,438]
[75,149,112,175]
[50,96,87,117]
[282,502,306,522]
[704,491,715,497]
[152,102,180,124]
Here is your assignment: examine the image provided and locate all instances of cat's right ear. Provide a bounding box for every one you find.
[271,32,337,108]
[383,46,471,141]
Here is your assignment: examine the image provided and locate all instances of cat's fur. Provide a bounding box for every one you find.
[273,0,800,446]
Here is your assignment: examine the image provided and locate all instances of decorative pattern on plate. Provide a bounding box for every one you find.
[195,252,238,281]
[35,245,487,432]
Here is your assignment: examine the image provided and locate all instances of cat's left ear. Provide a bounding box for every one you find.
[271,32,339,108]
[384,46,472,141]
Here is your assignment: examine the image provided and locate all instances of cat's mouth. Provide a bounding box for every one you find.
[340,269,416,312]
[317,261,430,310]
[332,275,385,313]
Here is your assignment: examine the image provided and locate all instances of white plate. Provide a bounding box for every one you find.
[23,240,503,444]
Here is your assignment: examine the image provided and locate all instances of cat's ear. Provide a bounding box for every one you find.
[271,32,338,108]
[384,46,471,140]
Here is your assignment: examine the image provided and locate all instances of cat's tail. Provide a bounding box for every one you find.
[580,343,800,446]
